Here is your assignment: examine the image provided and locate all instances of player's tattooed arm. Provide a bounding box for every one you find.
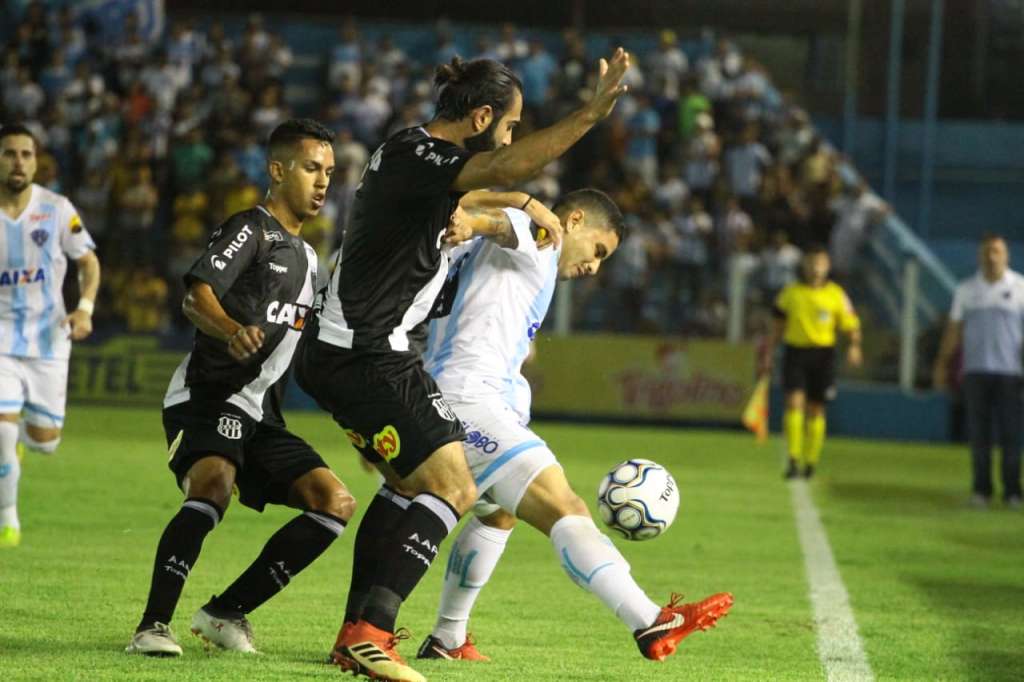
[444,206,517,249]
[460,191,563,248]
[183,282,265,361]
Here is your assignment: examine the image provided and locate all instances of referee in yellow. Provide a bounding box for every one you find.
[761,244,862,478]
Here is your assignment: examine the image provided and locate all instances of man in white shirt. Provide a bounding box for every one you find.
[413,189,733,664]
[934,233,1024,508]
[0,124,101,548]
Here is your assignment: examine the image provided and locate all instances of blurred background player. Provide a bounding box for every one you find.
[126,119,356,656]
[0,123,100,549]
[933,233,1024,509]
[417,189,733,663]
[761,244,862,479]
[296,49,630,682]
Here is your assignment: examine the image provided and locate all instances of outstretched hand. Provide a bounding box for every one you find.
[585,47,631,122]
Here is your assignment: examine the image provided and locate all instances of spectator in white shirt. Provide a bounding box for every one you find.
[5,67,45,119]
[684,112,720,207]
[759,229,801,302]
[829,181,889,282]
[724,123,772,215]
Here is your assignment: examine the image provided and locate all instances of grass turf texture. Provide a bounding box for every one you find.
[0,405,1021,681]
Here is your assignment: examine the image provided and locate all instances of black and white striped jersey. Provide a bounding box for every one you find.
[316,126,474,356]
[164,206,317,423]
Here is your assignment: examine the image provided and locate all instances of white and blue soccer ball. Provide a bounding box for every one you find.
[597,459,680,541]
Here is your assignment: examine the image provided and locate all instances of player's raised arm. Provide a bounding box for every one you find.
[452,48,630,191]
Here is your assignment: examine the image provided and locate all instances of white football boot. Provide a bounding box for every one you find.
[125,622,183,656]
[190,605,257,653]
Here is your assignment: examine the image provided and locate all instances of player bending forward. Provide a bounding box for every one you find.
[0,124,101,548]
[416,189,733,664]
[126,119,355,656]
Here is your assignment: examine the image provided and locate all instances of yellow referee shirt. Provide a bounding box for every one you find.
[774,281,860,348]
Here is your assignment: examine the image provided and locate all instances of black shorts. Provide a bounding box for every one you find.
[163,399,327,512]
[295,338,465,479]
[782,345,837,403]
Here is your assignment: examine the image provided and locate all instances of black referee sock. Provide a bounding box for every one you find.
[138,498,223,631]
[344,486,411,624]
[210,511,346,615]
[362,493,459,633]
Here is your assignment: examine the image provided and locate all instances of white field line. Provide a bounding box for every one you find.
[790,480,875,682]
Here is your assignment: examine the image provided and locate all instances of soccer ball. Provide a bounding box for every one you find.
[597,459,679,541]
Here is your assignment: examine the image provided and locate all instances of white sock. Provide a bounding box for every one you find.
[0,421,21,529]
[432,516,513,649]
[549,515,661,631]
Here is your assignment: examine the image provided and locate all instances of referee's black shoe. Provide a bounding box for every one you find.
[783,459,800,480]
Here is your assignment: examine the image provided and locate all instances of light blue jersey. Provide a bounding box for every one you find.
[425,208,558,424]
[0,184,95,360]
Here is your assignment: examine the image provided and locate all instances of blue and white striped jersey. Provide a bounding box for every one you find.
[424,208,558,424]
[0,184,95,360]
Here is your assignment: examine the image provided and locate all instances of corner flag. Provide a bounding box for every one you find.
[742,375,770,443]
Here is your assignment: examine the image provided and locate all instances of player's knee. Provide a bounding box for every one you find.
[479,506,517,531]
[448,480,478,516]
[183,457,236,509]
[561,493,590,519]
[22,426,61,455]
[311,484,358,522]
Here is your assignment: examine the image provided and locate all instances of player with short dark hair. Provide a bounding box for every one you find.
[296,49,631,682]
[761,244,862,479]
[126,119,356,657]
[414,188,733,665]
[0,123,101,549]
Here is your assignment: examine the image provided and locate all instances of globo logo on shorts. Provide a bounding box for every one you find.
[465,430,499,454]
[373,425,401,461]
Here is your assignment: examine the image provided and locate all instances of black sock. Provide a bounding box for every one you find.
[138,498,223,630]
[344,486,410,624]
[362,494,458,633]
[210,511,346,615]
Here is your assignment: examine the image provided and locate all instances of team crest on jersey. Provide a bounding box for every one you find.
[30,229,49,247]
[429,392,457,421]
[344,428,367,449]
[373,425,401,461]
[217,415,243,440]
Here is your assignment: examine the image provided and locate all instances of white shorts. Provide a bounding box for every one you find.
[0,355,68,428]
[453,397,558,517]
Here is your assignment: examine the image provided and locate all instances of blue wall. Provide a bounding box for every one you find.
[816,116,1024,244]
[767,382,951,442]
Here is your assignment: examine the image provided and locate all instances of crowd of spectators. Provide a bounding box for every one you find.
[1,5,893,339]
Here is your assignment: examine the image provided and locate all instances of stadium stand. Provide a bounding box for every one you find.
[0,4,966,382]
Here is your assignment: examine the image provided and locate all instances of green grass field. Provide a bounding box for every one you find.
[1,405,1022,681]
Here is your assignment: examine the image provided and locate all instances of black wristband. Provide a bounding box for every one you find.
[520,196,533,210]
